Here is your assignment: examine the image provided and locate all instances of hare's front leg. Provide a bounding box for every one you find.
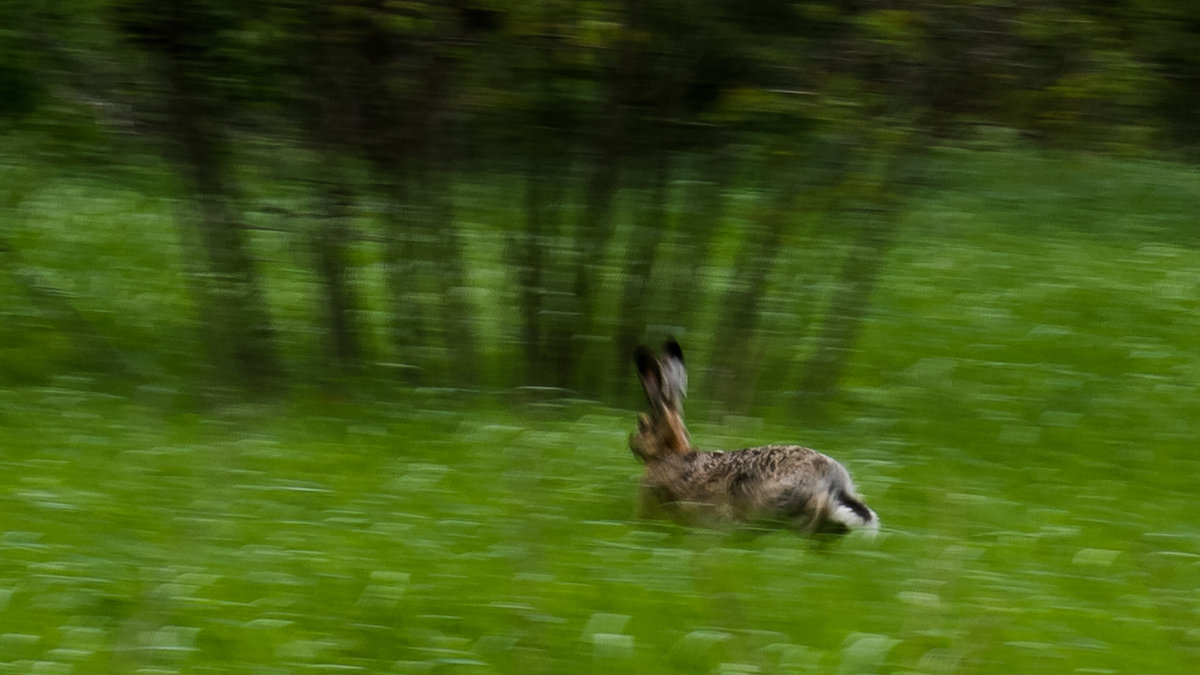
[634,478,671,521]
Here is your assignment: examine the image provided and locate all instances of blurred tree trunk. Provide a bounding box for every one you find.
[709,139,853,411]
[337,6,480,387]
[607,29,697,396]
[172,125,281,385]
[796,202,899,402]
[122,5,282,385]
[613,144,672,392]
[666,144,732,329]
[380,175,428,381]
[344,10,428,382]
[311,181,361,371]
[794,144,921,403]
[709,175,793,410]
[296,8,364,374]
[427,173,477,385]
[515,156,546,382]
[513,28,573,387]
[418,48,478,386]
[544,79,629,392]
[515,138,568,385]
[368,138,428,381]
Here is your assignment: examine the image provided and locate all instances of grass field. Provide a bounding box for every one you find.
[2,149,1199,673]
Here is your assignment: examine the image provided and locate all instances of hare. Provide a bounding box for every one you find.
[629,340,878,536]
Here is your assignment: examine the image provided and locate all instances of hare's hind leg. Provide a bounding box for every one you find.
[780,489,832,536]
[782,489,859,537]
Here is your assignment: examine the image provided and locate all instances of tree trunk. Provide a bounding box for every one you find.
[796,204,899,402]
[159,57,281,385]
[311,181,361,371]
[514,142,568,385]
[117,0,284,386]
[381,176,428,383]
[709,185,790,410]
[295,6,365,375]
[613,148,672,394]
[188,188,282,384]
[420,51,478,386]
[794,140,921,404]
[424,165,477,386]
[666,144,732,330]
[543,45,635,393]
[350,20,426,383]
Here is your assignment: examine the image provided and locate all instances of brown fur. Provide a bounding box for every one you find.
[630,341,878,536]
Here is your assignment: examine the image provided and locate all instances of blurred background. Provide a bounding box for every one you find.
[2,1,1199,673]
[2,0,1196,403]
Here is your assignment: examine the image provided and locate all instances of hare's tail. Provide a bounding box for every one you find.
[830,490,879,533]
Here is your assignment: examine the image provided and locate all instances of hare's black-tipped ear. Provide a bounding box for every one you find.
[634,345,658,377]
[660,339,687,404]
[634,345,665,406]
[663,338,684,364]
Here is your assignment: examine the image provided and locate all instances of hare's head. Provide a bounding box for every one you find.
[630,340,691,461]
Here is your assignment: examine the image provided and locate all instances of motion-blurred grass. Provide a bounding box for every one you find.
[2,149,1199,672]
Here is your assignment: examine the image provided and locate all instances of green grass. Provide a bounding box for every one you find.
[2,148,1200,672]
[2,387,1197,673]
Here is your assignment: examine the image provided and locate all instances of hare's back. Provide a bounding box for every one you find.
[720,444,840,474]
[696,444,850,491]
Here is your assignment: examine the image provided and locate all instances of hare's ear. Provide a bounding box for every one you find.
[635,345,666,406]
[663,339,684,364]
[659,339,687,408]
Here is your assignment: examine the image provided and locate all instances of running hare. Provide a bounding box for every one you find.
[630,340,878,536]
